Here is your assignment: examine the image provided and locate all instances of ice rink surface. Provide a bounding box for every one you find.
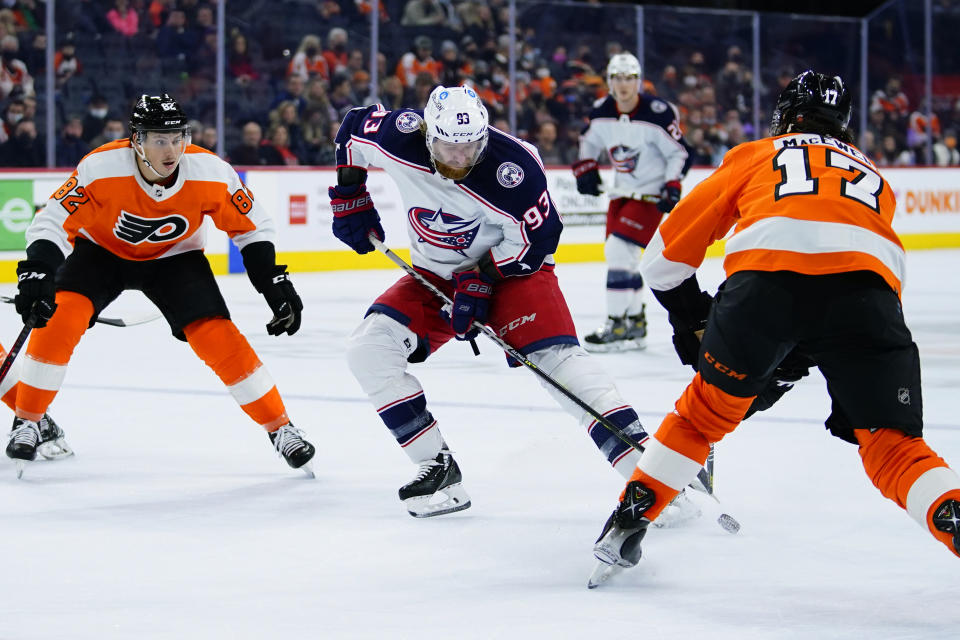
[1,250,958,639]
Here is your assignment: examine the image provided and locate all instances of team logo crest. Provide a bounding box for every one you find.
[114,211,189,244]
[408,206,480,254]
[395,112,423,133]
[610,145,639,173]
[496,162,524,188]
[650,99,668,113]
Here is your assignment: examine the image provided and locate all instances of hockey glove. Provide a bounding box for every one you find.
[260,265,303,336]
[654,275,714,369]
[15,260,57,328]
[656,180,682,213]
[744,349,814,419]
[449,270,493,341]
[572,159,602,196]
[329,184,384,254]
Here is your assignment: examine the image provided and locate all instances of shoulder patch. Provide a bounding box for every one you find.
[395,111,423,134]
[496,162,524,188]
[650,100,668,114]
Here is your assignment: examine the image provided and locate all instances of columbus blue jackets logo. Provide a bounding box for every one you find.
[610,145,639,173]
[496,162,524,188]
[395,112,423,133]
[408,206,480,253]
[114,211,189,244]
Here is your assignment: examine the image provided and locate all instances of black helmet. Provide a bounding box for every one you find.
[770,70,852,140]
[129,93,188,134]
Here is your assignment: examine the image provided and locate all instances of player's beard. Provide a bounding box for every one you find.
[434,161,472,181]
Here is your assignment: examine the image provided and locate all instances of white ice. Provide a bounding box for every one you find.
[1,250,958,640]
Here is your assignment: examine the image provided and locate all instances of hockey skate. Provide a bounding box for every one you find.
[650,488,701,529]
[931,498,960,556]
[269,423,316,478]
[583,312,646,353]
[37,414,74,460]
[588,480,655,588]
[399,449,471,518]
[6,417,40,479]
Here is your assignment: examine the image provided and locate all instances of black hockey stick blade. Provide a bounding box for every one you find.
[2,296,161,327]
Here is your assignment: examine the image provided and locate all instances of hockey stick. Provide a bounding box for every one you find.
[0,311,35,388]
[602,188,661,203]
[369,234,723,495]
[1,296,162,327]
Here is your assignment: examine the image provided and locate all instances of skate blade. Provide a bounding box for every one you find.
[13,459,27,479]
[404,482,472,518]
[37,439,75,461]
[299,462,315,479]
[583,339,644,354]
[587,560,623,589]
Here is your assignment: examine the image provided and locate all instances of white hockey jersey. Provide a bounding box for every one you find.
[335,105,563,280]
[578,94,692,198]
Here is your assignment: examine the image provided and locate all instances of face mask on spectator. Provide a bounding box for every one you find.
[90,107,108,119]
[106,130,123,141]
[684,75,698,87]
[7,112,22,125]
[305,47,318,57]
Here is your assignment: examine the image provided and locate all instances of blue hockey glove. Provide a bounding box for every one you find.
[329,184,384,254]
[449,270,493,340]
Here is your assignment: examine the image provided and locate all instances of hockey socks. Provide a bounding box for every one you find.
[184,318,289,429]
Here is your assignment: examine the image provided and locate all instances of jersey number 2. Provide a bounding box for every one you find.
[773,147,882,212]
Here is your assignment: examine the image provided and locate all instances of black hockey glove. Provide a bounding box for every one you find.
[744,349,814,419]
[261,265,303,336]
[653,275,714,369]
[571,159,602,196]
[657,180,682,213]
[15,259,57,328]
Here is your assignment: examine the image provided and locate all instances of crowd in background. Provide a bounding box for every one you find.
[0,0,957,168]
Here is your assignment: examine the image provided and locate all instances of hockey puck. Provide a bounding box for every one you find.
[717,513,741,534]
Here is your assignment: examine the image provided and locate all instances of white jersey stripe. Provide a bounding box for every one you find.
[725,216,906,286]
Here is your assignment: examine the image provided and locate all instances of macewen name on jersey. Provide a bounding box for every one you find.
[579,94,693,198]
[335,104,563,280]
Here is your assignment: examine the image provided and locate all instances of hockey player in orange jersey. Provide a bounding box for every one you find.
[588,71,960,586]
[6,94,315,477]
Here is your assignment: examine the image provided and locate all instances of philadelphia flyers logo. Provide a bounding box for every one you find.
[114,211,189,244]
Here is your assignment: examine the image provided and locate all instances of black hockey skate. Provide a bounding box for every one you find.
[37,413,74,460]
[399,449,471,518]
[583,311,646,353]
[588,480,656,588]
[269,423,316,478]
[931,498,960,556]
[6,417,40,479]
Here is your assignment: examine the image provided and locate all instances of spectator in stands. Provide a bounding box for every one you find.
[395,35,440,89]
[157,9,199,62]
[56,117,88,167]
[345,48,364,77]
[195,3,213,30]
[266,124,298,166]
[532,120,569,165]
[350,70,370,103]
[228,31,259,85]
[439,40,471,87]
[379,74,405,110]
[355,0,390,24]
[907,102,941,163]
[324,28,349,77]
[22,30,46,74]
[229,121,282,166]
[11,0,41,31]
[304,77,337,119]
[198,125,217,152]
[54,37,82,88]
[328,73,358,118]
[269,100,306,161]
[401,0,448,26]
[0,35,32,99]
[871,76,910,124]
[458,1,495,44]
[106,0,139,38]
[408,71,436,110]
[301,106,333,164]
[288,34,329,83]
[271,74,307,114]
[0,98,24,144]
[148,0,174,29]
[89,117,126,148]
[934,129,959,166]
[0,118,41,166]
[81,95,110,143]
[67,0,108,39]
[877,133,914,167]
[0,8,17,38]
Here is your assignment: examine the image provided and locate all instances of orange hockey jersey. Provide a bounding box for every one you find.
[641,133,905,296]
[27,139,275,261]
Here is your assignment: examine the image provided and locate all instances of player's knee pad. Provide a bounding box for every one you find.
[346,313,419,395]
[528,344,627,415]
[604,234,642,272]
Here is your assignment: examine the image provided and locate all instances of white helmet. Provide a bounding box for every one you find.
[423,85,489,179]
[606,52,642,85]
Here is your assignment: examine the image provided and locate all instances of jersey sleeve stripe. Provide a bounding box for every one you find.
[347,136,432,173]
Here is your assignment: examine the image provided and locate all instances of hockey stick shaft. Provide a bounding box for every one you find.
[369,235,714,494]
[0,313,34,387]
[1,296,161,327]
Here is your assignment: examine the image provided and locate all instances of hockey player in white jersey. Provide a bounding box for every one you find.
[572,53,692,352]
[330,85,700,521]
